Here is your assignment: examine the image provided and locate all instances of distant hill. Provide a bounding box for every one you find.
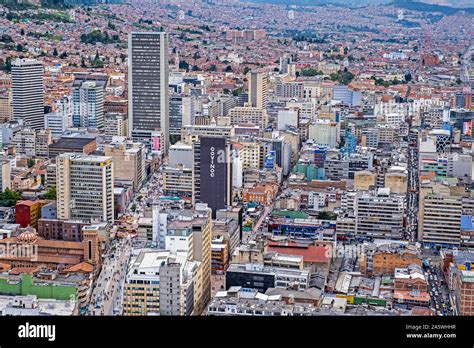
[241,0,474,13]
[240,0,392,7]
[418,0,474,8]
[391,0,474,14]
[1,0,124,8]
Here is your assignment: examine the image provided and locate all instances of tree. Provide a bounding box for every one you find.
[179,60,189,71]
[130,203,137,212]
[0,189,22,207]
[44,186,57,200]
[243,66,251,75]
[27,159,35,168]
[20,28,25,36]
[208,64,217,72]
[53,47,58,56]
[225,65,233,72]
[317,211,337,220]
[405,73,412,82]
[300,68,322,77]
[16,43,23,52]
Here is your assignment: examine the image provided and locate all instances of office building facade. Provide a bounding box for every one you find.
[11,59,44,130]
[128,32,169,153]
[56,154,114,223]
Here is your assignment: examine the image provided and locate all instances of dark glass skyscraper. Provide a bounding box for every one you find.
[128,32,169,153]
[193,136,232,218]
[11,59,44,130]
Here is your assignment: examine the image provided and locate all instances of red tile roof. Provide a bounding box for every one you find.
[267,241,330,264]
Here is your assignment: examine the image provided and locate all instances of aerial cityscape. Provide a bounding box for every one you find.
[0,0,473,320]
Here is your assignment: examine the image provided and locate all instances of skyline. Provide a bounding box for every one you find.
[0,0,473,338]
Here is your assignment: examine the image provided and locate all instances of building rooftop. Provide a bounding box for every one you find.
[49,137,95,149]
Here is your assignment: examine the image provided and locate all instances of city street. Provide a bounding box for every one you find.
[406,130,419,242]
[426,264,454,316]
[87,237,132,316]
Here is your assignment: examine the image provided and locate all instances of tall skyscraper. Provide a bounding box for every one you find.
[11,59,44,130]
[128,32,169,153]
[248,71,268,110]
[193,136,232,218]
[56,153,114,223]
[72,81,104,130]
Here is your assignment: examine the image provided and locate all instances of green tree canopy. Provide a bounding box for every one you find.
[0,189,22,207]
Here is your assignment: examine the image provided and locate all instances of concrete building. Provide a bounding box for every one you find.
[332,85,361,107]
[355,189,405,240]
[128,32,169,153]
[72,81,104,130]
[11,59,44,130]
[226,263,310,293]
[56,154,114,223]
[181,124,235,144]
[309,120,339,148]
[104,112,128,141]
[0,92,12,123]
[229,107,268,129]
[165,204,212,314]
[385,172,408,194]
[162,166,193,198]
[0,160,11,192]
[104,138,145,191]
[123,250,197,316]
[275,82,303,99]
[248,72,268,110]
[169,95,195,138]
[354,171,376,191]
[277,107,299,131]
[420,194,462,247]
[45,112,68,138]
[453,270,474,315]
[207,286,319,316]
[48,136,96,159]
[169,142,193,169]
[12,128,52,157]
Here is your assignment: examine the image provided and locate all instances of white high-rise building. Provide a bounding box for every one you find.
[309,119,340,148]
[128,32,170,153]
[56,153,114,223]
[72,81,104,130]
[277,107,299,130]
[248,71,268,110]
[45,112,69,137]
[0,160,11,193]
[11,59,44,130]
